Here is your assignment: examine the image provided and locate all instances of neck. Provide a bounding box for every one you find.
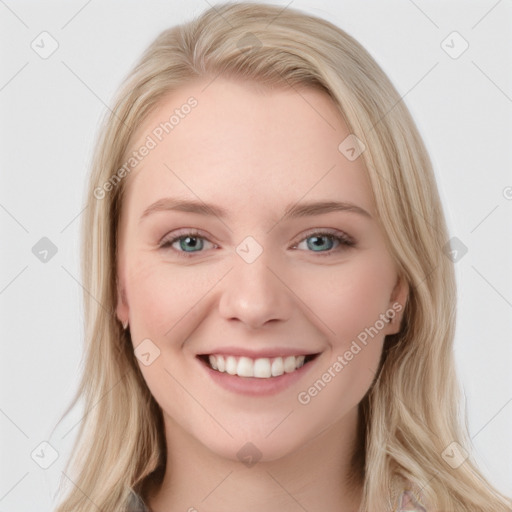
[146,406,364,512]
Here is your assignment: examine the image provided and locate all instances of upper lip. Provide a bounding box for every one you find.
[196,347,322,358]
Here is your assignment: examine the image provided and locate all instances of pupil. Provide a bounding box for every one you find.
[308,235,332,251]
[182,236,201,251]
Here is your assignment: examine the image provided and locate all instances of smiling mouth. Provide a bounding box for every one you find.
[197,353,319,379]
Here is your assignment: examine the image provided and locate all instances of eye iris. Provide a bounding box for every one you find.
[179,236,203,252]
[307,235,334,252]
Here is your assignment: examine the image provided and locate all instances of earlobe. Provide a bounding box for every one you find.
[116,279,130,329]
[392,275,409,308]
[387,275,409,335]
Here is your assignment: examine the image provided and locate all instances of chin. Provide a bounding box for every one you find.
[197,423,314,466]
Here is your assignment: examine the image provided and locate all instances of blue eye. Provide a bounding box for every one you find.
[295,232,354,253]
[160,230,214,254]
[159,229,355,258]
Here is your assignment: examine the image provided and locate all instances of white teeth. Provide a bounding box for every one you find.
[283,355,296,373]
[226,356,237,375]
[216,355,225,372]
[253,358,271,378]
[271,357,284,377]
[206,354,310,379]
[237,357,253,377]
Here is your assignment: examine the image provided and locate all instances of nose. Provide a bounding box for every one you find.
[218,247,293,329]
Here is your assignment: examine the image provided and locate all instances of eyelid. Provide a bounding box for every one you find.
[291,227,355,248]
[159,228,216,252]
[159,228,209,245]
[159,227,356,257]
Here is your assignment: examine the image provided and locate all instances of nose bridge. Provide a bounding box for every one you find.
[218,235,291,328]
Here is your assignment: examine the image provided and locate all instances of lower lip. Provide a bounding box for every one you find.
[197,356,319,396]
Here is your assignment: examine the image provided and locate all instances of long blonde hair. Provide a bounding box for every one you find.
[55,3,512,511]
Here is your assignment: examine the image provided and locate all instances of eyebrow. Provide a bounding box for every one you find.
[139,197,372,223]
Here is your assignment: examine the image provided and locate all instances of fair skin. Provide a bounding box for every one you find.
[116,77,408,512]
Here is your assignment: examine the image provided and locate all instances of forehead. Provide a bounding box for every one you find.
[121,77,374,222]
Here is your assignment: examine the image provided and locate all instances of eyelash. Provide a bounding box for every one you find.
[159,228,356,258]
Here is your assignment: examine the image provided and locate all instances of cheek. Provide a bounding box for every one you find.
[294,253,395,346]
[127,262,179,336]
[292,258,390,419]
[125,257,227,340]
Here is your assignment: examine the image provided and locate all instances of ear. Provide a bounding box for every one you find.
[116,275,130,328]
[115,220,130,328]
[385,274,409,335]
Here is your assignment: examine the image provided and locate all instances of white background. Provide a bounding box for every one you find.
[0,1,511,510]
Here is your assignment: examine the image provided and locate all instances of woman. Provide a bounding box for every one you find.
[55,3,512,511]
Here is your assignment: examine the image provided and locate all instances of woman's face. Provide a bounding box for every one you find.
[116,78,408,462]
